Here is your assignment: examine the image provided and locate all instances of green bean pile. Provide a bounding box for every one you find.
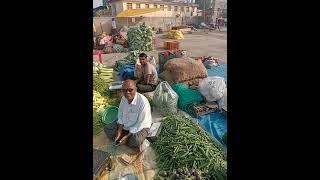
[152,115,227,180]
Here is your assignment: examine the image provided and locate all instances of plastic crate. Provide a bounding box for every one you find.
[93,149,111,179]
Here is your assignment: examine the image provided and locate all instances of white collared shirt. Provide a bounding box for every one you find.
[117,93,152,134]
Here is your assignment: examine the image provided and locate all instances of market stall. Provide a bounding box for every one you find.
[92,24,227,179]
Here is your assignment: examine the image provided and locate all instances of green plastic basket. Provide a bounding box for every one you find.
[101,106,118,125]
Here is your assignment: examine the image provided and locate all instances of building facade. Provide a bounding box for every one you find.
[109,0,198,17]
[213,0,227,19]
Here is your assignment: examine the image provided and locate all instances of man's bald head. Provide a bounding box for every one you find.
[122,79,137,103]
[122,79,136,87]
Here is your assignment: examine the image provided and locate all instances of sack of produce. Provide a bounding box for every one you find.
[160,57,207,83]
[198,76,226,102]
[153,81,179,116]
[167,30,184,39]
[217,87,227,110]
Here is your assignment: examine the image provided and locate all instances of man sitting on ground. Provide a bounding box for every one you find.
[136,53,159,93]
[104,79,152,153]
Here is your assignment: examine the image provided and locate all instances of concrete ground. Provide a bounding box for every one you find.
[93,109,164,180]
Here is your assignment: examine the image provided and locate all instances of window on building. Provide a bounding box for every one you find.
[127,3,132,10]
[186,7,190,12]
[136,3,140,9]
[145,4,149,8]
[181,7,184,11]
[154,4,158,8]
[160,5,164,10]
[174,6,178,11]
[168,5,171,11]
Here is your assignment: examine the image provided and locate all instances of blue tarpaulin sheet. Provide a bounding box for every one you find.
[207,63,227,83]
[191,63,227,145]
[119,64,135,81]
[197,111,227,145]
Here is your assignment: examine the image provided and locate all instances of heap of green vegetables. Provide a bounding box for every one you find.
[93,75,108,95]
[93,65,121,135]
[152,115,227,180]
[127,23,153,51]
[113,50,140,71]
[93,63,113,83]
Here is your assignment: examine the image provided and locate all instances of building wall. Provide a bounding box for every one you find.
[213,0,227,19]
[93,9,202,35]
[137,10,173,17]
[111,1,198,17]
[113,16,202,30]
[93,17,113,35]
[111,1,124,16]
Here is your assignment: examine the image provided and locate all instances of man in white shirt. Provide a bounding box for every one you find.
[104,79,152,153]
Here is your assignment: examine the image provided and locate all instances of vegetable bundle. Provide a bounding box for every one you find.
[152,115,227,180]
[93,75,107,95]
[93,90,108,114]
[93,90,108,135]
[93,63,113,83]
[127,23,153,51]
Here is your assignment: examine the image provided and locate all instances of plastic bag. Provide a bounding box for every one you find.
[148,55,159,72]
[148,56,157,68]
[120,64,135,80]
[153,81,179,116]
[198,76,226,102]
[134,59,143,79]
[217,88,227,110]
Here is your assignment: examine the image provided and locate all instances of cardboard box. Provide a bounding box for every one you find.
[147,122,163,143]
